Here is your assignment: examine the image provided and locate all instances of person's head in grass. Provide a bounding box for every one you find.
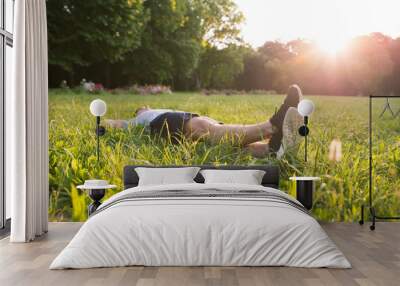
[135,106,151,116]
[104,105,151,129]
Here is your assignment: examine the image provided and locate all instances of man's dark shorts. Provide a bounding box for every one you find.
[150,112,199,143]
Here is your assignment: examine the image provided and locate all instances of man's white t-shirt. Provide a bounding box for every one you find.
[129,109,173,128]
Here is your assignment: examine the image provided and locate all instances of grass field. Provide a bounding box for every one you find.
[49,90,400,222]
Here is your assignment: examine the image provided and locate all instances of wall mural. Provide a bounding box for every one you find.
[47,0,400,222]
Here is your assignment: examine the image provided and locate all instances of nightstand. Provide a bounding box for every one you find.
[77,183,116,216]
[289,177,320,210]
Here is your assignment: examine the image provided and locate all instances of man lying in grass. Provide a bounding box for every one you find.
[105,85,303,158]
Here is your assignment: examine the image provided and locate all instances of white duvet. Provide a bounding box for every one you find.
[50,183,351,269]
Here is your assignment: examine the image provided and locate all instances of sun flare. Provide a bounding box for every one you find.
[236,0,400,49]
[315,34,351,56]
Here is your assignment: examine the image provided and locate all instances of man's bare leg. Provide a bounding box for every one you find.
[185,85,302,147]
[185,117,275,146]
[245,141,270,158]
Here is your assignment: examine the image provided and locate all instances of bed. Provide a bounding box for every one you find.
[50,165,351,269]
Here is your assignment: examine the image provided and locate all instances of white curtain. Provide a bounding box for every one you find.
[8,0,49,242]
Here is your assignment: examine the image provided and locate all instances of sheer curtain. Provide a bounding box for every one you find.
[8,0,49,242]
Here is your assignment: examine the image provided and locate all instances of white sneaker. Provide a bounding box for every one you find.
[276,107,303,159]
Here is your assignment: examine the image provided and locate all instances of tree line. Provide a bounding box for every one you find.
[47,0,400,95]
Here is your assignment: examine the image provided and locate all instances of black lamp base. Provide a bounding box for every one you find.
[296,180,314,210]
[88,189,106,216]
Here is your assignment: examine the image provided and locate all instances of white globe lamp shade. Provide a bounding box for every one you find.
[90,99,107,117]
[298,99,315,117]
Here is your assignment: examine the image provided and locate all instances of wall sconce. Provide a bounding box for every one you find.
[89,99,107,163]
[297,99,315,162]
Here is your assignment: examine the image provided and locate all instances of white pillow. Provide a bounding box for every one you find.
[200,169,266,185]
[135,167,201,186]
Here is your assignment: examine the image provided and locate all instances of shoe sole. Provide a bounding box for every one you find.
[277,107,303,158]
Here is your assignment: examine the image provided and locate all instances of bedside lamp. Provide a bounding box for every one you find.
[297,99,315,162]
[89,99,107,163]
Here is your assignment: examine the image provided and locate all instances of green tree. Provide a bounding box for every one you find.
[118,0,244,88]
[193,0,244,46]
[120,0,202,85]
[388,38,400,94]
[235,52,267,91]
[345,34,394,95]
[47,0,244,89]
[47,0,148,80]
[257,41,294,92]
[197,45,246,89]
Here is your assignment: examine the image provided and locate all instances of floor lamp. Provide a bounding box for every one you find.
[89,99,107,163]
[297,99,315,162]
[83,99,109,215]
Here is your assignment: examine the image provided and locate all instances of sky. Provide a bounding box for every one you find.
[234,0,400,49]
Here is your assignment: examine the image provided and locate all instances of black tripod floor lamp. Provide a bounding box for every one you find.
[89,99,107,163]
[297,99,315,162]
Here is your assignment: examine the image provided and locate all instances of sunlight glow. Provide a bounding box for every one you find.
[235,0,400,47]
[315,35,351,56]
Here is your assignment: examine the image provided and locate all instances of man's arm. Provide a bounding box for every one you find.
[104,119,129,129]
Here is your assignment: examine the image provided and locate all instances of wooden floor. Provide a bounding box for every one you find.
[0,223,399,286]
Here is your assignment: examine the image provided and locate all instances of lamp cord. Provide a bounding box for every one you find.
[305,132,307,162]
[304,116,308,162]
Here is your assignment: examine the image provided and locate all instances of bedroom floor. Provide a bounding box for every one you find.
[0,223,399,286]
